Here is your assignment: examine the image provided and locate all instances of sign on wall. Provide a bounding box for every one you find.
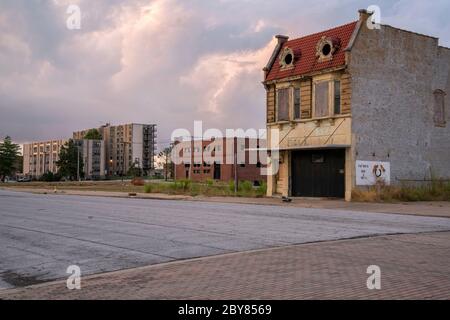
[356,161,391,186]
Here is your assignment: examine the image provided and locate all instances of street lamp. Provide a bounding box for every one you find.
[121,141,131,183]
[76,142,81,182]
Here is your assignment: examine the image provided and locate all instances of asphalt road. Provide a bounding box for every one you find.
[1,189,450,289]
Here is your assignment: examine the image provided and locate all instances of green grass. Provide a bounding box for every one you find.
[144,179,267,198]
[3,179,267,198]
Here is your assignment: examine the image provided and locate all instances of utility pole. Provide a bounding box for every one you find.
[165,150,168,181]
[122,141,131,183]
[234,137,238,193]
[77,143,80,182]
[159,147,170,181]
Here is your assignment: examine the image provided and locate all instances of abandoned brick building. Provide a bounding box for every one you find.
[263,9,450,201]
[173,137,265,184]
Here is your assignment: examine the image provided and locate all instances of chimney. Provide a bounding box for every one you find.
[275,34,289,45]
[263,35,289,80]
[358,8,373,22]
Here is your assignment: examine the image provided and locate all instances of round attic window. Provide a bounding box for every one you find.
[284,53,293,65]
[279,47,295,69]
[321,43,332,56]
[316,36,339,62]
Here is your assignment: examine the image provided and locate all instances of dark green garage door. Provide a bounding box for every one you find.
[291,149,345,198]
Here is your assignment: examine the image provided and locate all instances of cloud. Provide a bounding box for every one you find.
[1,0,449,148]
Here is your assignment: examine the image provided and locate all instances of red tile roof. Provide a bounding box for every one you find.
[265,21,358,82]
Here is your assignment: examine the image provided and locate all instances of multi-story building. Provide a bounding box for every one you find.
[23,139,106,180]
[74,123,157,176]
[22,139,67,178]
[263,9,450,200]
[173,137,265,184]
[76,139,106,180]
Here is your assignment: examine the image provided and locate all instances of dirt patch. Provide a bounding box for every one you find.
[1,271,47,287]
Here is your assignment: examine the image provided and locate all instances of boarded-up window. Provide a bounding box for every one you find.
[334,80,341,115]
[314,82,329,118]
[434,90,446,127]
[294,88,301,119]
[277,88,289,121]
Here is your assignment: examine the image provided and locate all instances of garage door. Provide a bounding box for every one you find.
[291,149,345,198]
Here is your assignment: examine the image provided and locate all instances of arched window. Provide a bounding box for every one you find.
[433,89,446,127]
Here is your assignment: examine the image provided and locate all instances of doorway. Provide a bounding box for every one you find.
[214,163,221,180]
[291,149,345,198]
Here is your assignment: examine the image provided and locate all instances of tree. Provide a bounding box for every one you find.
[158,145,173,181]
[0,136,21,180]
[57,139,84,180]
[83,129,102,140]
[40,171,61,182]
[127,162,142,177]
[14,155,23,174]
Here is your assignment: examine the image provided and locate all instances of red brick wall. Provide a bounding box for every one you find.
[174,138,266,183]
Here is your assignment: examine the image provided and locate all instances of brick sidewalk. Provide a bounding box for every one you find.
[1,231,449,300]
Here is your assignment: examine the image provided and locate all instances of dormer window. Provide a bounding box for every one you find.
[321,43,332,56]
[316,36,340,62]
[279,47,295,69]
[284,53,293,65]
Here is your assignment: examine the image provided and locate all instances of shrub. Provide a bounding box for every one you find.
[40,172,61,182]
[228,180,236,192]
[180,179,191,191]
[144,184,152,193]
[257,181,267,196]
[170,179,191,192]
[240,180,253,192]
[190,183,200,196]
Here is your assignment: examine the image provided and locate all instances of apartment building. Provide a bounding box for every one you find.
[173,137,265,184]
[22,139,106,179]
[263,9,450,200]
[22,139,67,178]
[74,123,157,176]
[77,139,106,180]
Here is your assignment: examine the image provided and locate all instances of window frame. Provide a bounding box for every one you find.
[433,89,446,127]
[276,87,291,122]
[312,74,342,120]
[293,87,301,120]
[271,74,345,124]
[313,80,330,118]
[334,80,341,115]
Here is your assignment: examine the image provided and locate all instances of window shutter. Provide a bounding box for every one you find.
[314,82,329,118]
[277,88,290,121]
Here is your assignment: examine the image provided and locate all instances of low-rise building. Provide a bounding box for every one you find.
[173,137,265,184]
[263,9,450,200]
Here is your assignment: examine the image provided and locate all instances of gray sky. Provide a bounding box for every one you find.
[1,0,449,149]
